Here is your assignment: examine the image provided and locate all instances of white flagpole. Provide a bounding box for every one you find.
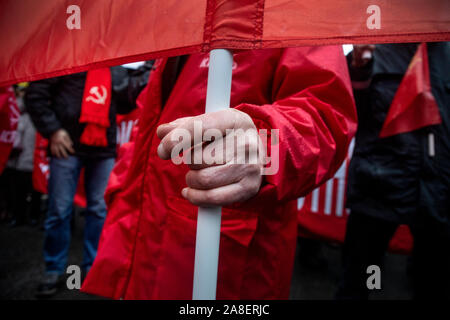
[192,49,233,300]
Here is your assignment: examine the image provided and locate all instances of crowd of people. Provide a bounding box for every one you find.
[0,42,448,300]
[0,83,43,227]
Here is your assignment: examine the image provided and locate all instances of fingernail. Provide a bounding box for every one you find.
[181,188,188,198]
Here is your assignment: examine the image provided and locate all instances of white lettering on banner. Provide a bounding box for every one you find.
[366,5,381,30]
[66,5,81,30]
[324,179,333,215]
[39,163,49,176]
[297,197,305,210]
[311,188,319,213]
[0,131,16,144]
[117,120,136,146]
[9,103,20,126]
[334,160,348,217]
[297,138,355,217]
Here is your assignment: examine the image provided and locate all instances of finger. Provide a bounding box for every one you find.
[59,145,68,159]
[63,134,74,148]
[186,128,262,170]
[157,126,203,161]
[185,163,253,190]
[186,137,227,170]
[62,137,75,154]
[158,109,253,160]
[182,174,261,207]
[54,145,62,159]
[182,183,244,207]
[156,116,193,140]
[51,145,59,158]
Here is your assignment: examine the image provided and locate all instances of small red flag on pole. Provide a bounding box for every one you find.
[379,43,442,138]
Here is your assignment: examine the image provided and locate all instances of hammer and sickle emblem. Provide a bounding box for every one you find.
[86,85,107,105]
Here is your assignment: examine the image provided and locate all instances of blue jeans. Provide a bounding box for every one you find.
[43,156,115,275]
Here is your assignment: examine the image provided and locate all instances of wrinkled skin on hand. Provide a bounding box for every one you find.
[157,109,264,207]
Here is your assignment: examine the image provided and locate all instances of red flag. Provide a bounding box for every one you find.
[379,43,442,138]
[0,0,449,86]
[0,86,19,174]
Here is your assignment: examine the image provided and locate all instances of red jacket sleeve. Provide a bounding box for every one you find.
[236,46,357,203]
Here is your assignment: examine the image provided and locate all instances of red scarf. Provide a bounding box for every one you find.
[80,68,112,146]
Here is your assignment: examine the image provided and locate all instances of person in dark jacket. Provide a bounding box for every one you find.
[337,43,450,300]
[26,63,151,298]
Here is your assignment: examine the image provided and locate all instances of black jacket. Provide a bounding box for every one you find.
[346,43,450,235]
[26,63,152,159]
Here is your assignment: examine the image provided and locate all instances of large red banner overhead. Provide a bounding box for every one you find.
[1,0,449,86]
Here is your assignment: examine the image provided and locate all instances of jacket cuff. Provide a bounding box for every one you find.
[41,122,62,139]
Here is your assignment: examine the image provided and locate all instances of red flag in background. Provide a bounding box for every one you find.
[0,86,19,174]
[297,139,413,254]
[379,43,442,138]
[0,0,449,86]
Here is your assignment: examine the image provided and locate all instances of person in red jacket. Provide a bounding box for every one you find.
[82,46,357,299]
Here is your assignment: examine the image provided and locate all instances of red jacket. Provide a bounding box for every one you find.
[82,47,357,299]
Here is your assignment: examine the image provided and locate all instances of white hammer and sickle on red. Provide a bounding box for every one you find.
[86,85,107,105]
